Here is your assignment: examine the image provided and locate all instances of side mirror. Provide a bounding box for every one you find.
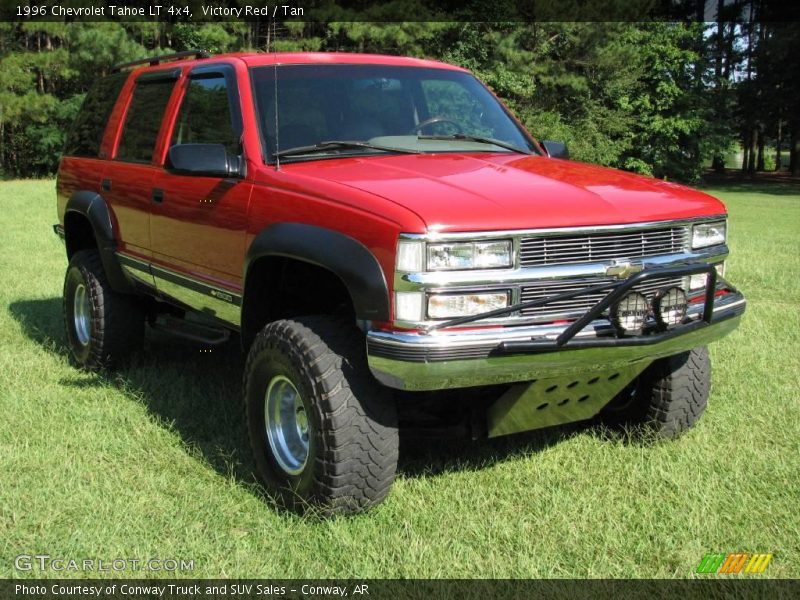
[541,140,569,159]
[167,144,241,178]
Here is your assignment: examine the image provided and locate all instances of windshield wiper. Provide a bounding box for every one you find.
[417,134,533,155]
[274,140,421,159]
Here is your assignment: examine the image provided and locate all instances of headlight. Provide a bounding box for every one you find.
[427,240,512,271]
[692,221,726,249]
[427,292,509,319]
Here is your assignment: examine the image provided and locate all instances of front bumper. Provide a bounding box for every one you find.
[367,272,745,391]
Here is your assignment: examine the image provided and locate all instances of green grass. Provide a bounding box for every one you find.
[1,179,798,579]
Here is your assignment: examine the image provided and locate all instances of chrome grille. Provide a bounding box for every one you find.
[519,226,689,267]
[519,277,685,321]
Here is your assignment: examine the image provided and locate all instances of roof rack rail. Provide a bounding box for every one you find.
[112,49,210,73]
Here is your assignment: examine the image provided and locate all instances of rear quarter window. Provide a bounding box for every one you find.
[63,72,128,158]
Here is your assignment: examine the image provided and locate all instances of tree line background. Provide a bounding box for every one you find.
[1,5,798,181]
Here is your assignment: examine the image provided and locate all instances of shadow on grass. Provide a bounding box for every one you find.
[8,297,580,495]
[8,297,260,486]
[398,423,583,479]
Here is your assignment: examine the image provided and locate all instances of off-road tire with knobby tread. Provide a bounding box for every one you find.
[63,249,145,370]
[243,316,399,515]
[602,346,711,439]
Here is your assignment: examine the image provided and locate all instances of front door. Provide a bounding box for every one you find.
[150,64,251,327]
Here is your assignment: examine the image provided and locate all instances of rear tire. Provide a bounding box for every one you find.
[602,346,711,439]
[63,249,144,370]
[243,316,399,515]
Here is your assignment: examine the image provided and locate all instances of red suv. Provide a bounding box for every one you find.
[56,51,745,514]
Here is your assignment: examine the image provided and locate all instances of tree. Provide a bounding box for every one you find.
[0,17,797,180]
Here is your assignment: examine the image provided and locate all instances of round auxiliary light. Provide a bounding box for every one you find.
[610,291,649,334]
[653,287,688,329]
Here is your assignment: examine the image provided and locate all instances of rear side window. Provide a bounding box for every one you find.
[171,74,239,155]
[116,77,176,163]
[63,72,128,158]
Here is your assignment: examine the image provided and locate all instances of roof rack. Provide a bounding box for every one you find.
[112,49,210,73]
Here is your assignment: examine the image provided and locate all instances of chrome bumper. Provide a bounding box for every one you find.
[367,291,745,391]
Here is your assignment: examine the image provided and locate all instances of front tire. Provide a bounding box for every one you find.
[602,347,711,439]
[63,249,144,370]
[244,316,399,515]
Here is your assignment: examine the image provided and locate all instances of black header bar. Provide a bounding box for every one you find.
[3,0,799,23]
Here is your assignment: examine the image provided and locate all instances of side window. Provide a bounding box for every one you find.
[63,72,128,157]
[116,78,175,163]
[171,74,239,155]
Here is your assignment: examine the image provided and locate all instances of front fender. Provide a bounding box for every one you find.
[244,223,390,322]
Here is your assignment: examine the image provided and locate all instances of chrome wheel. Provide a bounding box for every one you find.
[264,375,309,475]
[73,283,91,346]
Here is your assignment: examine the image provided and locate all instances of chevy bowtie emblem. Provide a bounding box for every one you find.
[605,261,644,279]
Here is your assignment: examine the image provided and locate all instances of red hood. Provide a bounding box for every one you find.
[284,153,726,232]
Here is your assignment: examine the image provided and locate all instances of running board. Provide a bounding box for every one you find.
[150,315,230,346]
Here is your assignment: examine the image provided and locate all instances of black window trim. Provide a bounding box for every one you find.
[186,63,244,140]
[136,68,181,83]
[164,63,244,157]
[163,62,246,175]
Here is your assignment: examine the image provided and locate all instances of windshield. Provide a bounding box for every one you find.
[250,64,537,162]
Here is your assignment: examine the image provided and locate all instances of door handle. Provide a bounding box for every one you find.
[151,188,164,204]
[101,178,111,192]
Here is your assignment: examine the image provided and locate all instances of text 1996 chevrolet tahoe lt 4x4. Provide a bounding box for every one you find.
[55,50,745,515]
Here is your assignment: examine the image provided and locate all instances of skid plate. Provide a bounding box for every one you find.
[486,363,648,437]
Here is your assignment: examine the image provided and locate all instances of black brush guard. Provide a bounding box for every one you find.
[424,263,724,354]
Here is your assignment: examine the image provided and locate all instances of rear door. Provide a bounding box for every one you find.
[106,69,180,287]
[149,63,251,327]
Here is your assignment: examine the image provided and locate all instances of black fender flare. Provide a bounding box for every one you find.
[244,223,390,322]
[64,191,134,293]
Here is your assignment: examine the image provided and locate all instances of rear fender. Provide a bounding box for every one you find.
[64,190,134,293]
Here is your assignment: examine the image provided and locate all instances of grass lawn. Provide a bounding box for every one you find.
[1,179,798,579]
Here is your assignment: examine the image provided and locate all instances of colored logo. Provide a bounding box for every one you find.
[696,553,773,574]
[605,260,644,279]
